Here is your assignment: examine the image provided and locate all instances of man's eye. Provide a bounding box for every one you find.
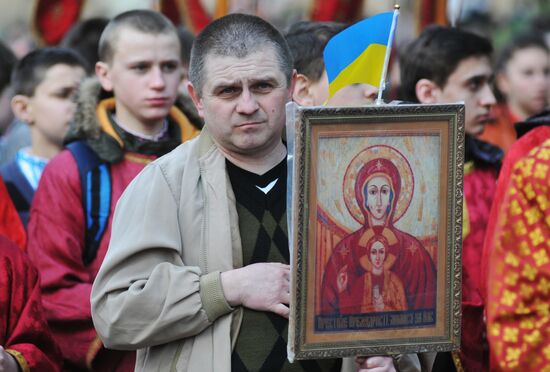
[132,64,149,72]
[468,81,482,92]
[55,88,76,100]
[218,87,239,97]
[253,82,273,92]
[162,62,178,72]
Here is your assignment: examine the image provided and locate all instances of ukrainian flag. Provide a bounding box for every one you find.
[324,12,395,98]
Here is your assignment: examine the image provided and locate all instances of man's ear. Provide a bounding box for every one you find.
[95,61,113,92]
[287,69,297,101]
[292,73,315,106]
[415,78,440,104]
[11,95,33,124]
[187,82,204,118]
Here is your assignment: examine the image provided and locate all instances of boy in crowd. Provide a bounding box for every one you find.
[480,32,549,153]
[285,20,379,106]
[0,48,87,227]
[26,10,200,371]
[91,13,394,372]
[399,25,501,372]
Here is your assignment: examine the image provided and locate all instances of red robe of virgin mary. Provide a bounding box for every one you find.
[320,158,436,315]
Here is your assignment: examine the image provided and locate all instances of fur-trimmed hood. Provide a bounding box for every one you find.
[66,77,110,142]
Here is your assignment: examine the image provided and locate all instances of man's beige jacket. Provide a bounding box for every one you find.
[91,130,244,372]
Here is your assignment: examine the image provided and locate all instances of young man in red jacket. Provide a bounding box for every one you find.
[26,10,200,371]
[399,25,501,372]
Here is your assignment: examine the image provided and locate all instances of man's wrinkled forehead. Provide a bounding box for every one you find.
[203,49,285,81]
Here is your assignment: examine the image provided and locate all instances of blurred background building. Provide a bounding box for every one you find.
[0,0,547,61]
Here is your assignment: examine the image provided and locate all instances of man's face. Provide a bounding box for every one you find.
[97,27,182,130]
[189,48,294,158]
[433,56,496,136]
[27,64,86,147]
[309,70,378,106]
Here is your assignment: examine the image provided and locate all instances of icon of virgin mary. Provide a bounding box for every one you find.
[320,147,436,315]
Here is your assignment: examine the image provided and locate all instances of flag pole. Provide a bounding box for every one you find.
[375,4,400,105]
[449,0,464,27]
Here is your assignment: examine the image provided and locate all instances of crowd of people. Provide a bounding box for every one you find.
[0,7,548,372]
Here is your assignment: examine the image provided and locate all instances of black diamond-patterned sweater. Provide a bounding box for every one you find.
[227,158,341,372]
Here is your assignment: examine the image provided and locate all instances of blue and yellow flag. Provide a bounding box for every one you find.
[323,11,396,98]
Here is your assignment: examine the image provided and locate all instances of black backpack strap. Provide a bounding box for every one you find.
[0,161,32,213]
[66,141,111,265]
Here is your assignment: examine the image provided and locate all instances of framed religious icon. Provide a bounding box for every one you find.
[286,102,464,360]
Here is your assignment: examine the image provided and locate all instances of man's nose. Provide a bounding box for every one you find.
[479,83,496,107]
[236,89,259,114]
[150,67,166,89]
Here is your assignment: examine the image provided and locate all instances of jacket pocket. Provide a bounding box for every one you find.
[135,341,191,372]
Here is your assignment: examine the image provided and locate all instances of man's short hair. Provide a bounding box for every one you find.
[399,25,493,102]
[11,47,87,97]
[285,21,345,82]
[0,41,17,94]
[189,13,293,95]
[98,9,177,64]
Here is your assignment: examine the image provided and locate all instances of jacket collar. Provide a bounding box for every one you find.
[464,134,503,169]
[95,97,199,148]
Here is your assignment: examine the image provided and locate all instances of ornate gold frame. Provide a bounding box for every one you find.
[286,102,464,360]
